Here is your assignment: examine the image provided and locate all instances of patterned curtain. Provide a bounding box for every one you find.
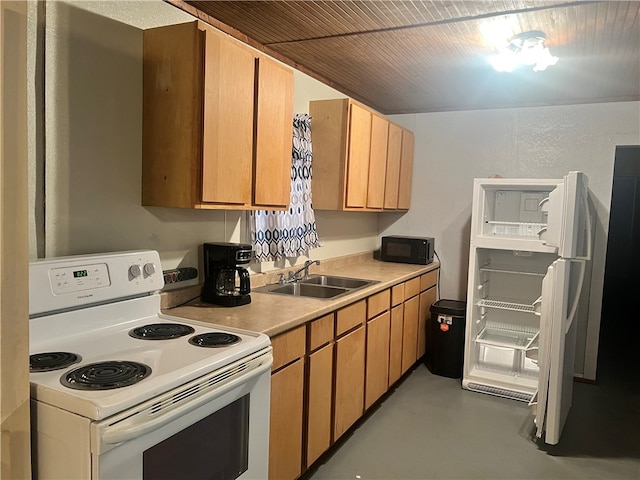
[250,113,321,262]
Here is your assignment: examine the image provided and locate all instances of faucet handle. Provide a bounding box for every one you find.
[278,273,286,285]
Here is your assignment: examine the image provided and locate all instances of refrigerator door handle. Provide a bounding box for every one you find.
[565,259,587,333]
[573,185,593,261]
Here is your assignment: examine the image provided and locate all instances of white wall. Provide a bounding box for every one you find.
[383,102,640,378]
[39,0,378,277]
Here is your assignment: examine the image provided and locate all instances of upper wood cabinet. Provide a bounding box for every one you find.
[142,21,293,210]
[309,98,414,211]
[384,123,402,209]
[345,103,372,208]
[398,129,415,209]
[367,114,389,209]
[385,126,414,209]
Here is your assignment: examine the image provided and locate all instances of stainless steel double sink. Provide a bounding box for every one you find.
[254,275,378,300]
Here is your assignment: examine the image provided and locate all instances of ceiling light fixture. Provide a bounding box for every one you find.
[490,30,559,73]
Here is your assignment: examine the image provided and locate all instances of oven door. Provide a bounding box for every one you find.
[91,348,272,480]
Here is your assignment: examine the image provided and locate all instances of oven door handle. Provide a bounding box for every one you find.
[100,351,272,445]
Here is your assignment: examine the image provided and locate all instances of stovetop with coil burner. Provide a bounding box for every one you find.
[28,251,270,421]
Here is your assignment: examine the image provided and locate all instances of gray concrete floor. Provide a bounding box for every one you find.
[306,302,639,480]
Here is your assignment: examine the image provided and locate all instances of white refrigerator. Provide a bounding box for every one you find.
[462,171,592,445]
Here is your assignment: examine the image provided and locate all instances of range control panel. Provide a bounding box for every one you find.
[29,250,164,316]
[49,263,111,295]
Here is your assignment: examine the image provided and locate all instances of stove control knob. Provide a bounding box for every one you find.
[143,262,156,276]
[129,264,142,278]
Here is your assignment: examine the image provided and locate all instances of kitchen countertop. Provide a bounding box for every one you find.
[163,253,439,338]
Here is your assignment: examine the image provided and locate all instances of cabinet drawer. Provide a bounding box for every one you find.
[271,325,306,371]
[336,300,366,337]
[308,314,334,352]
[391,283,405,306]
[367,289,390,319]
[405,277,421,299]
[420,270,438,292]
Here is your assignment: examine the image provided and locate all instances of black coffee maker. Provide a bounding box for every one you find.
[202,242,252,307]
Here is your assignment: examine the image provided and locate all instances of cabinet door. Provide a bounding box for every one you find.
[254,56,294,208]
[388,304,404,385]
[307,99,349,211]
[365,312,391,410]
[334,325,365,441]
[418,286,437,359]
[401,295,419,374]
[269,360,304,480]
[142,22,202,208]
[397,129,414,209]
[366,114,388,209]
[306,343,333,467]
[201,27,254,205]
[345,103,372,208]
[383,123,402,209]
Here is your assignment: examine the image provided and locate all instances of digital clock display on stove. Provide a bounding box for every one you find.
[73,269,89,278]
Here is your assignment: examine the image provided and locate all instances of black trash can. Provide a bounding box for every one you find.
[425,299,466,378]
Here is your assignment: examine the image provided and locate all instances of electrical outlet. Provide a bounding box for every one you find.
[163,267,198,284]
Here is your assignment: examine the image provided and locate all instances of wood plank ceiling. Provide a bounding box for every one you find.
[167,1,640,115]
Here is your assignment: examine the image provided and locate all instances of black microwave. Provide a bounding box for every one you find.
[380,236,434,265]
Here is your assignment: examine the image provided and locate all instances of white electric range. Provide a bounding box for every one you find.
[29,250,272,480]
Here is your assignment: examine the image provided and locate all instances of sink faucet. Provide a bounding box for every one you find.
[289,260,320,282]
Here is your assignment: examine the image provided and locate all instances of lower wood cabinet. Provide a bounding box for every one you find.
[269,360,304,480]
[365,311,391,409]
[269,326,305,480]
[333,325,366,441]
[306,342,333,467]
[269,268,438,480]
[418,286,437,359]
[388,304,404,386]
[401,295,419,374]
[418,270,439,360]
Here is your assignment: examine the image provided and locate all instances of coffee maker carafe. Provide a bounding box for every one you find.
[202,242,252,307]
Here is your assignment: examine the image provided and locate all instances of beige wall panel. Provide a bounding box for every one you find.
[1,1,30,478]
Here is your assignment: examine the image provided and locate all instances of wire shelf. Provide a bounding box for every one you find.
[479,263,549,276]
[477,298,537,313]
